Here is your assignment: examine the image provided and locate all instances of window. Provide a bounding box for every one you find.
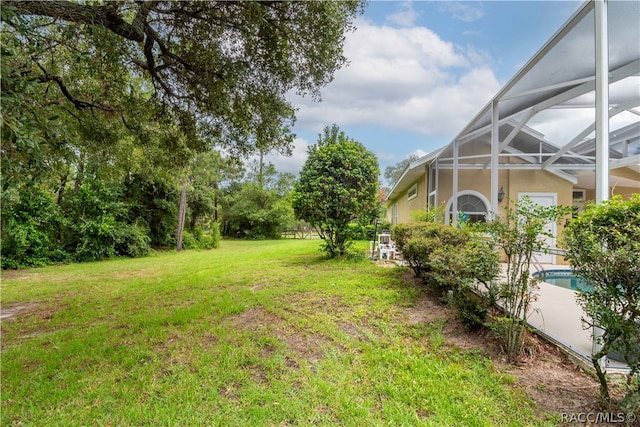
[407,183,418,201]
[572,189,586,216]
[445,191,490,225]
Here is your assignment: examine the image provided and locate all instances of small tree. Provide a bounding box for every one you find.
[292,124,379,257]
[563,194,640,411]
[481,197,571,360]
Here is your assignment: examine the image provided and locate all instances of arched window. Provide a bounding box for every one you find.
[445,191,489,225]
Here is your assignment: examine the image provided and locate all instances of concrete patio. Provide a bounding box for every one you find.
[527,265,630,373]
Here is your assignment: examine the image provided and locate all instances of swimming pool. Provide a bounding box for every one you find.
[533,269,593,292]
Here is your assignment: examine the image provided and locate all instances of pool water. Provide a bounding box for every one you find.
[533,270,593,292]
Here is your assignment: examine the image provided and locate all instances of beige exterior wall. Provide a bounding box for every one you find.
[436,169,509,211]
[394,168,577,223]
[393,167,576,264]
[386,171,428,224]
[435,169,571,210]
[500,169,574,212]
[387,165,637,264]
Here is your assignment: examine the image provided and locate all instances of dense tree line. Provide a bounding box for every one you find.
[1,1,364,268]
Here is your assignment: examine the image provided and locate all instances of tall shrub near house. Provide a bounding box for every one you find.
[392,221,500,330]
[480,197,571,361]
[563,194,640,411]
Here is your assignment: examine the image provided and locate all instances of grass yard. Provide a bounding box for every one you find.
[1,239,557,426]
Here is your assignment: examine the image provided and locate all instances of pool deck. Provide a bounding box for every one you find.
[526,264,629,373]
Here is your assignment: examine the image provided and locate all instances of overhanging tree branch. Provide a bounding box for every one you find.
[3,1,146,42]
[36,62,114,111]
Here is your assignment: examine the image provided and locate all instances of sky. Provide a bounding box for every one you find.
[264,0,583,185]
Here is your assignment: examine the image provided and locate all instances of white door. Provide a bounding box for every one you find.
[518,192,557,265]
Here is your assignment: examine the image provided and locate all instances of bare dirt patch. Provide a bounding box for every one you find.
[0,302,40,321]
[400,284,637,426]
[375,260,399,268]
[228,306,333,366]
[337,321,373,342]
[1,270,42,280]
[0,301,68,351]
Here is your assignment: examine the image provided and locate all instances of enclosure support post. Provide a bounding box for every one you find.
[595,0,609,204]
[593,0,609,365]
[452,140,459,226]
[491,101,500,218]
[434,158,439,210]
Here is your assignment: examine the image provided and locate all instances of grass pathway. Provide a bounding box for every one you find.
[1,240,555,426]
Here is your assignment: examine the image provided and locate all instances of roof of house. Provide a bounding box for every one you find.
[385,149,442,201]
[387,0,639,203]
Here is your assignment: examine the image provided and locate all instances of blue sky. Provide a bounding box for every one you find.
[266,1,583,185]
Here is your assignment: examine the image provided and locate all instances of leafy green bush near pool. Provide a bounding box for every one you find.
[563,194,640,412]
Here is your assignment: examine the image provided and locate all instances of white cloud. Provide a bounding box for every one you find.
[439,2,485,23]
[385,2,419,28]
[374,150,398,164]
[412,149,429,159]
[264,137,310,175]
[290,19,500,140]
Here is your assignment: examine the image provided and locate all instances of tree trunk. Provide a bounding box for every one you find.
[57,172,68,205]
[74,157,84,191]
[258,149,264,188]
[213,182,219,223]
[176,177,188,252]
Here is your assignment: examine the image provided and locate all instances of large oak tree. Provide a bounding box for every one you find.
[1,1,365,263]
[2,0,364,156]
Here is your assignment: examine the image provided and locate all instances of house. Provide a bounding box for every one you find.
[386,0,640,265]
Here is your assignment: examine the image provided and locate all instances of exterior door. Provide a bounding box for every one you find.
[518,192,557,265]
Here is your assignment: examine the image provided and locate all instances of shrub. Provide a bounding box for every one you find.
[194,223,221,249]
[180,230,198,250]
[391,222,427,252]
[114,223,151,258]
[478,196,572,361]
[72,215,119,261]
[392,222,434,275]
[346,223,365,241]
[563,194,640,410]
[454,290,488,332]
[393,220,499,331]
[392,222,469,279]
[64,182,139,262]
[1,187,69,269]
[207,222,221,249]
[409,205,445,223]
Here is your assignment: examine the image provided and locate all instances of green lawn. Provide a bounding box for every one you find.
[1,240,555,426]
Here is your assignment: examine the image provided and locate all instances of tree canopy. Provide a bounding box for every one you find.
[384,154,420,188]
[292,124,379,257]
[1,1,366,266]
[2,0,364,157]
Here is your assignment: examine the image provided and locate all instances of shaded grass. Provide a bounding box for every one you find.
[2,240,553,426]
